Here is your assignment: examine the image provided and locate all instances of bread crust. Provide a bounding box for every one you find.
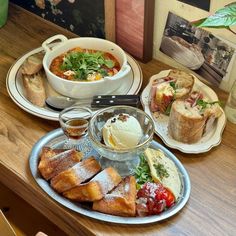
[168,100,206,143]
[22,73,46,107]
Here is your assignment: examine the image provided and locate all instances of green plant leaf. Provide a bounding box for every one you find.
[196,3,236,28]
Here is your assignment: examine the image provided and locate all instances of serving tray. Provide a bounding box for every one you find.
[29,128,191,224]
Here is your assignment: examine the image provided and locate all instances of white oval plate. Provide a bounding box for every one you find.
[6,47,142,121]
[141,70,226,154]
[29,128,191,224]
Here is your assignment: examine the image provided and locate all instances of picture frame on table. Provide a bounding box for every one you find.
[159,12,236,91]
[115,0,155,63]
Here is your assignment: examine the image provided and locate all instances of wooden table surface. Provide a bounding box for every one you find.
[1,4,236,236]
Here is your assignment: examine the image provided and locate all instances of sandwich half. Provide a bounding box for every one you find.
[150,69,194,114]
[168,91,222,143]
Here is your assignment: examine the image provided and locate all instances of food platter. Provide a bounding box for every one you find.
[6,46,142,121]
[141,70,226,154]
[29,128,191,224]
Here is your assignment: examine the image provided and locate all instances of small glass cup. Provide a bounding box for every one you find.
[225,80,236,124]
[59,106,93,154]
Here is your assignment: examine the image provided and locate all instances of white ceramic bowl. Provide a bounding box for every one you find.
[42,34,131,99]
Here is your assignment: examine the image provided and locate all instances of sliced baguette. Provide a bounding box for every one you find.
[21,53,43,75]
[22,73,46,107]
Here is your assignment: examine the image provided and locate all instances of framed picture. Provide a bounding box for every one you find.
[10,0,115,40]
[115,0,155,62]
[178,0,210,11]
[160,12,235,88]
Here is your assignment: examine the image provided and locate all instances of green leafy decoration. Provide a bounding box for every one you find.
[134,154,153,189]
[61,51,115,80]
[192,2,236,29]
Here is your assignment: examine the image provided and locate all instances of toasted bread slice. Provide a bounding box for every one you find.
[38,148,83,180]
[63,167,122,202]
[93,176,136,216]
[50,157,101,193]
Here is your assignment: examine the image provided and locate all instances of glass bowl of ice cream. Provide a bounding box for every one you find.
[88,106,154,176]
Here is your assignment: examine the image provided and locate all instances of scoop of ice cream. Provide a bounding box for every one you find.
[102,113,143,149]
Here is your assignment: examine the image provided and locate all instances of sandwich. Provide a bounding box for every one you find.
[168,91,222,143]
[150,69,194,114]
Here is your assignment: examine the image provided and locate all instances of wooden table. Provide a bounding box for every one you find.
[1,4,236,236]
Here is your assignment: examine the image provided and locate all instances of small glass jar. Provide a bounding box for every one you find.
[59,106,93,154]
[224,80,236,124]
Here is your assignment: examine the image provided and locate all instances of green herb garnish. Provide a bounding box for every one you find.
[61,51,115,80]
[153,163,169,180]
[196,99,220,110]
[169,81,176,90]
[134,154,153,189]
[165,101,173,116]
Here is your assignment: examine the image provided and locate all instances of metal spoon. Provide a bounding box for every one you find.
[45,96,91,111]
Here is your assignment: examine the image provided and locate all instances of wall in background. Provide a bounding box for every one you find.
[153,0,236,92]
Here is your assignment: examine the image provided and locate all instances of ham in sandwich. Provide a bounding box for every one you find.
[150,70,194,114]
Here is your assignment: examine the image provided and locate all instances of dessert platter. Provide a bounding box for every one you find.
[141,69,226,154]
[6,43,142,121]
[29,128,191,224]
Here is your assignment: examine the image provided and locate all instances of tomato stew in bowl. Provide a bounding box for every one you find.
[50,47,121,82]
